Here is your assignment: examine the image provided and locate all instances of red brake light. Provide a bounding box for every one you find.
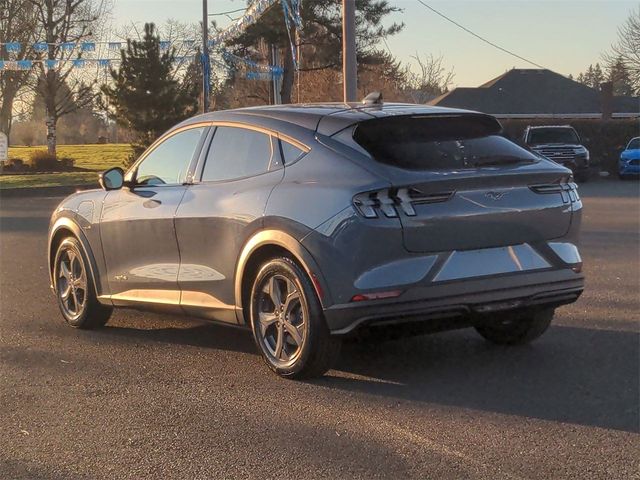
[350,290,402,302]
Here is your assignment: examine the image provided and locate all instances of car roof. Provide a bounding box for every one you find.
[176,102,479,137]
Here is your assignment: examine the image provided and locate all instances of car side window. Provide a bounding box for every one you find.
[135,127,205,186]
[201,126,273,182]
[280,140,305,165]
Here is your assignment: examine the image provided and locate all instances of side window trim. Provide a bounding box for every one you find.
[268,136,283,171]
[192,126,217,184]
[125,124,210,187]
[278,137,308,166]
[196,125,275,184]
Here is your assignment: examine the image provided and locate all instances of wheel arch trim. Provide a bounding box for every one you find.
[234,229,332,324]
[48,217,105,300]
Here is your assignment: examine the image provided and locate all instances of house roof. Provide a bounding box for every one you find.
[430,69,639,117]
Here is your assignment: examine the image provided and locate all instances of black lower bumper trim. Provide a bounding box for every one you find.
[325,271,584,335]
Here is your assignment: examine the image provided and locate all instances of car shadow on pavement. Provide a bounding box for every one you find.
[97,319,258,356]
[328,325,639,434]
[94,315,639,433]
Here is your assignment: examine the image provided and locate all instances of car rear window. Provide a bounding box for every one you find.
[352,115,538,171]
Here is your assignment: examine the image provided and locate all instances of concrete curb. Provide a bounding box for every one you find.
[0,184,99,198]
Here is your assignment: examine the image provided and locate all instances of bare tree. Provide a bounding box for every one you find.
[604,7,640,95]
[0,1,40,143]
[405,53,455,104]
[27,0,110,156]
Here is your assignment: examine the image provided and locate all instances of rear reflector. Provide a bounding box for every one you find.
[350,290,402,302]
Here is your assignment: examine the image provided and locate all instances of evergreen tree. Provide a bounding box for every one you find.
[226,0,404,103]
[101,23,199,157]
[592,63,605,88]
[584,65,595,87]
[576,63,606,89]
[607,56,634,96]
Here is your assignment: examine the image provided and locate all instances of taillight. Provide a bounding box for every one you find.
[353,188,453,219]
[529,180,579,204]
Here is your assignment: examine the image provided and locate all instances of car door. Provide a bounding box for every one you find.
[100,125,208,306]
[174,125,285,323]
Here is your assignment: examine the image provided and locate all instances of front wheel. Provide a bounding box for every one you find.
[53,237,113,329]
[249,256,341,379]
[474,308,554,345]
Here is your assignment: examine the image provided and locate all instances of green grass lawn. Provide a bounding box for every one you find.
[1,144,133,189]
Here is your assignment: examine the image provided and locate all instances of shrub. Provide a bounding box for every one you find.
[5,158,25,171]
[59,157,75,169]
[28,150,58,171]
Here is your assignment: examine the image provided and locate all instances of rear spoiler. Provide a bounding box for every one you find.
[317,109,502,138]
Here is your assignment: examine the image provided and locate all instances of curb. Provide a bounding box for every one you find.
[0,184,99,198]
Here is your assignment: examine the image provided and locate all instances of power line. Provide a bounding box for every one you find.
[415,0,546,70]
[208,7,246,16]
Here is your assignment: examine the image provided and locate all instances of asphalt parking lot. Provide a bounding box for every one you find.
[1,180,638,479]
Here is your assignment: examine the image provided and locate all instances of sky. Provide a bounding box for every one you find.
[111,0,636,87]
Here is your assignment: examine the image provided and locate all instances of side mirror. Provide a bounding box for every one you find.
[99,167,125,190]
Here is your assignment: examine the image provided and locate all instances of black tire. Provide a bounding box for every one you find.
[474,308,554,346]
[53,237,113,329]
[249,256,341,379]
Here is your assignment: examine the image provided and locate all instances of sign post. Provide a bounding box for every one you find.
[0,132,8,170]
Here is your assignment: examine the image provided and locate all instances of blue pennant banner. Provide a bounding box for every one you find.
[5,42,21,52]
[81,42,96,52]
[33,42,48,52]
[17,60,33,70]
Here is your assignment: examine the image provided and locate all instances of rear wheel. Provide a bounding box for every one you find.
[249,256,341,379]
[53,237,112,329]
[475,308,554,345]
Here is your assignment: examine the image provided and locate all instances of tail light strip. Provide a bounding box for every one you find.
[529,182,579,204]
[353,188,454,219]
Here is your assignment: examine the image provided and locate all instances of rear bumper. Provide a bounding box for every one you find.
[324,269,584,335]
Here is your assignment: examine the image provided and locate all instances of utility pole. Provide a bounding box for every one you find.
[342,0,357,102]
[271,45,282,105]
[202,0,210,113]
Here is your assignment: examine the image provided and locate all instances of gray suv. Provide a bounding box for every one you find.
[48,102,584,379]
[523,125,591,181]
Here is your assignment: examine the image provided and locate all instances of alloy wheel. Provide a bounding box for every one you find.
[255,273,307,366]
[56,247,87,320]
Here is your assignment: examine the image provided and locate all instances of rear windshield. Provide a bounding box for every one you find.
[352,115,538,171]
[527,128,579,145]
